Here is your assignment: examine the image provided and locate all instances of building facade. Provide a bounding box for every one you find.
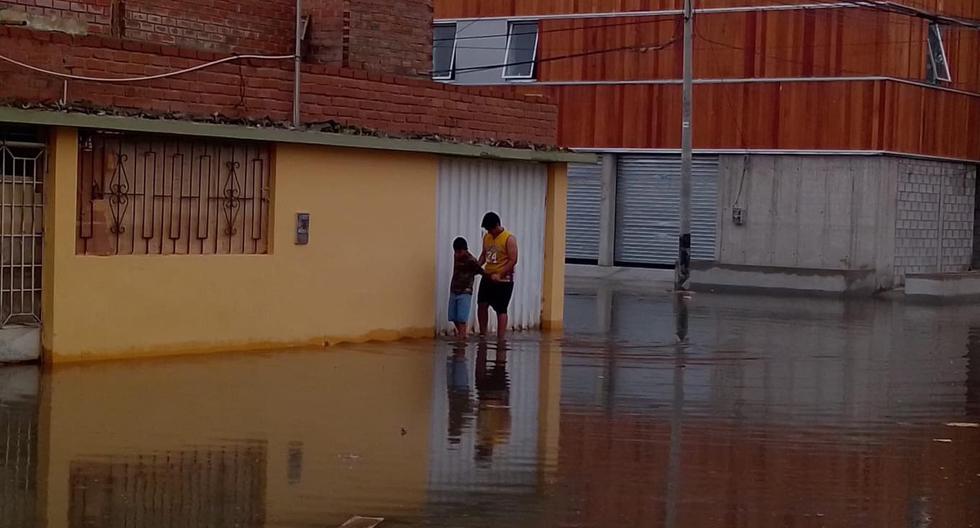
[0,0,589,363]
[433,0,980,293]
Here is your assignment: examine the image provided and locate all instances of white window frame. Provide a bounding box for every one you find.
[927,22,952,83]
[502,20,540,80]
[432,23,458,81]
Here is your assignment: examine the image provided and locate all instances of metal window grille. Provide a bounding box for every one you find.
[76,132,272,256]
[0,141,44,329]
[0,399,38,528]
[68,444,267,528]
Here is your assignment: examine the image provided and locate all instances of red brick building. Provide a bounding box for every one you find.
[0,0,589,363]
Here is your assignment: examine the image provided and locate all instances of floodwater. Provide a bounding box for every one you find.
[2,278,979,528]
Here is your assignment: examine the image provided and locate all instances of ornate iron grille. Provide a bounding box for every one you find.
[77,133,271,255]
[0,141,43,328]
[0,398,38,528]
[68,443,267,528]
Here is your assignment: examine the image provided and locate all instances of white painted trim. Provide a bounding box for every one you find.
[928,23,953,83]
[432,22,459,81]
[435,2,857,23]
[568,148,980,165]
[444,76,980,98]
[502,20,540,80]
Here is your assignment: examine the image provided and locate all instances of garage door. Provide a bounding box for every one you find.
[566,162,602,262]
[435,158,547,333]
[615,156,718,266]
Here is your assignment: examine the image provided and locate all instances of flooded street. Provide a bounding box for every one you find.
[2,278,979,528]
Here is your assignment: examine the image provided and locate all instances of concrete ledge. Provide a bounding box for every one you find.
[566,263,674,283]
[691,262,877,295]
[0,326,40,363]
[905,271,980,301]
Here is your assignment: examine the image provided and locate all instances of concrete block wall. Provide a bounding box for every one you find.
[893,160,976,282]
[716,155,898,291]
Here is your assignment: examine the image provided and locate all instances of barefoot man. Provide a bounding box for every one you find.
[477,212,518,339]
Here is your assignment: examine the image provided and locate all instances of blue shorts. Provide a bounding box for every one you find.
[448,293,472,323]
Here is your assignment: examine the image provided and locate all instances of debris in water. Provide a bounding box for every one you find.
[340,516,384,528]
[932,438,953,443]
[944,422,979,428]
[401,428,408,436]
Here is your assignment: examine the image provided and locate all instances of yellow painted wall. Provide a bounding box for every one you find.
[43,129,438,363]
[35,344,436,527]
[541,163,567,330]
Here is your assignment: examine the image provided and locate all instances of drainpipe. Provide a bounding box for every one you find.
[293,0,302,127]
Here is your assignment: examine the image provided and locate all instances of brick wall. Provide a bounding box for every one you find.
[0,0,110,32]
[0,0,295,52]
[894,160,977,281]
[0,26,557,146]
[2,0,433,74]
[122,1,295,53]
[307,0,432,76]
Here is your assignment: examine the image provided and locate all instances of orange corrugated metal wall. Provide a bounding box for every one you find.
[435,0,980,160]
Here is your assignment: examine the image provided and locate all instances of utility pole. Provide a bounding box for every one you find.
[292,0,303,127]
[676,0,694,291]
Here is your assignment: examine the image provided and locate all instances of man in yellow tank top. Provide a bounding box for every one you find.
[477,212,519,338]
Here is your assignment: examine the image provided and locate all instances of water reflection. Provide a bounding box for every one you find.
[0,279,978,527]
[68,443,266,528]
[0,367,38,528]
[474,342,511,464]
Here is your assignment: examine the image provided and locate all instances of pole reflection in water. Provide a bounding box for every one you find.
[967,327,980,418]
[0,279,978,527]
[665,295,689,528]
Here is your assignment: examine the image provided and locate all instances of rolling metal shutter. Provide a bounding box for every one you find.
[566,163,602,261]
[615,156,718,266]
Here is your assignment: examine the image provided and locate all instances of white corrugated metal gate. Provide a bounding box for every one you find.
[565,162,601,262]
[615,155,718,266]
[436,158,547,334]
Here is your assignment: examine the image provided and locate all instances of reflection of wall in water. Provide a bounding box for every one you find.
[68,443,267,528]
[562,286,971,423]
[427,341,540,496]
[967,327,980,418]
[0,367,39,528]
[0,401,37,528]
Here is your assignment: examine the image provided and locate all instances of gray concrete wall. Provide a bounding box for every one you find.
[717,155,898,291]
[893,159,977,282]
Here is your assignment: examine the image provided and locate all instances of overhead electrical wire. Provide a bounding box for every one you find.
[435,16,678,43]
[0,0,972,85]
[436,34,680,77]
[0,52,295,83]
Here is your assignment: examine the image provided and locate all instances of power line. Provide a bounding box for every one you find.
[458,33,955,52]
[437,34,680,76]
[694,28,980,92]
[435,16,679,43]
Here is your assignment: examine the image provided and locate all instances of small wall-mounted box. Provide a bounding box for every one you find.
[296,213,310,245]
[732,207,745,226]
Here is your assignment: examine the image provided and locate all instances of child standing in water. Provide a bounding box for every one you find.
[449,237,483,338]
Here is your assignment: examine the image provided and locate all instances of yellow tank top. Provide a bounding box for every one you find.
[483,230,513,278]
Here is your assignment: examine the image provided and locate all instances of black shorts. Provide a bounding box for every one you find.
[477,279,514,314]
